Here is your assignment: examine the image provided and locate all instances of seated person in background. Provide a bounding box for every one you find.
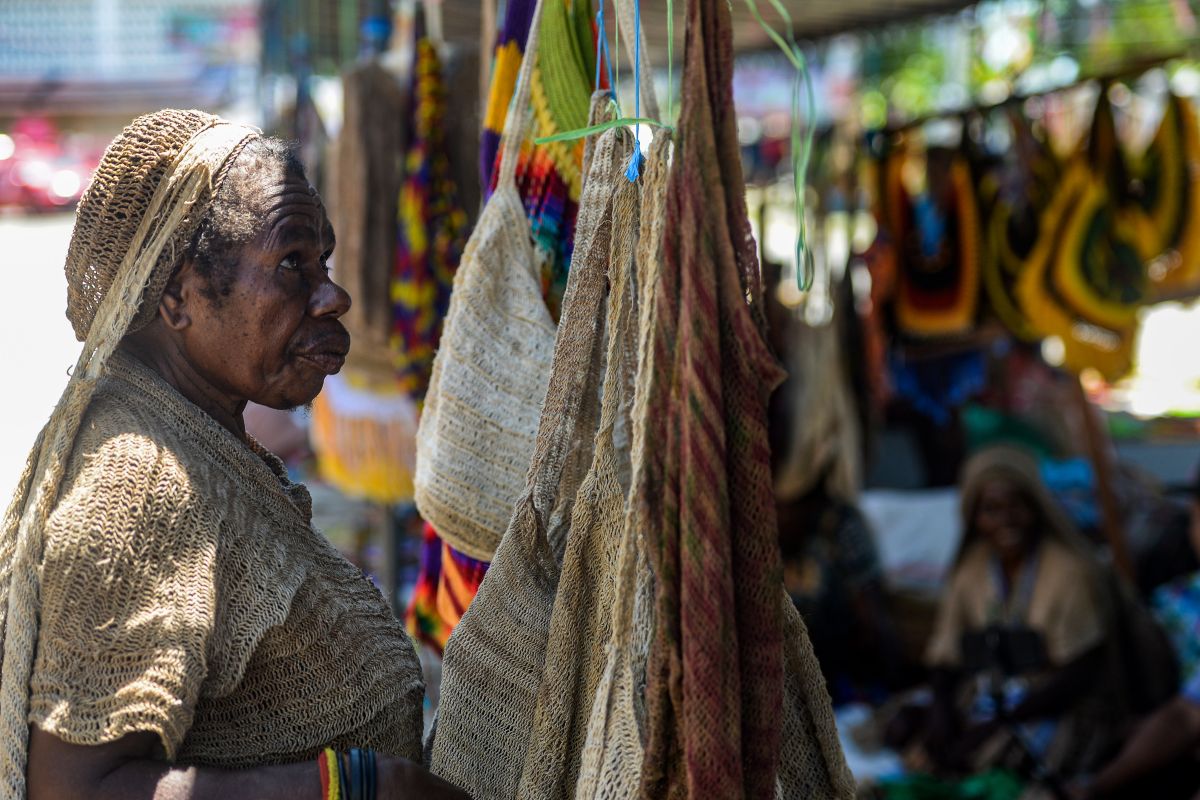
[924,445,1123,779]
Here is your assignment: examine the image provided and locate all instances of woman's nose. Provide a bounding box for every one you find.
[311,276,351,319]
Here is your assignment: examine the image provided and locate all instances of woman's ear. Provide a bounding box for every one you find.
[158,259,196,331]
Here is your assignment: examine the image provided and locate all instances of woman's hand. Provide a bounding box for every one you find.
[28,726,471,800]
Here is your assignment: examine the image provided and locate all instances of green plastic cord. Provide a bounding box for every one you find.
[534,115,671,144]
[743,0,816,291]
[667,0,673,124]
[530,0,682,149]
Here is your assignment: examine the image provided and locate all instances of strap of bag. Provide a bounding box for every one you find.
[495,0,548,191]
[612,0,661,122]
[610,129,670,641]
[524,123,627,513]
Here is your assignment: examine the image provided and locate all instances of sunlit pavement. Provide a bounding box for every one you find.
[1,211,79,504]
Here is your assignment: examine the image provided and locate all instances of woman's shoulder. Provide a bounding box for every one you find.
[1037,536,1096,583]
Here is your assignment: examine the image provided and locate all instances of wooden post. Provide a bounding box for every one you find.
[480,0,496,116]
[1072,374,1135,583]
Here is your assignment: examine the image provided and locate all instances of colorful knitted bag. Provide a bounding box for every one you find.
[391,35,469,403]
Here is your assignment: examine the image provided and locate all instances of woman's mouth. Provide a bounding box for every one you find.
[296,351,346,374]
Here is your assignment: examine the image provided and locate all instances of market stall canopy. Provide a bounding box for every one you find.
[441,0,976,57]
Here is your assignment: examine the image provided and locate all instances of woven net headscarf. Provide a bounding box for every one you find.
[0,109,259,795]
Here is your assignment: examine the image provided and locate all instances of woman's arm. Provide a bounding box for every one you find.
[1086,696,1200,798]
[27,727,469,800]
[1007,643,1104,723]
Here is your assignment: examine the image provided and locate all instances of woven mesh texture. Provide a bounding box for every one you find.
[515,125,638,800]
[572,128,672,800]
[2,111,263,795]
[64,109,228,341]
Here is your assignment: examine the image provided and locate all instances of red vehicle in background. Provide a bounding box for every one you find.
[0,116,99,211]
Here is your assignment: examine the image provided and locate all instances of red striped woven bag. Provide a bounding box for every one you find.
[634,0,856,795]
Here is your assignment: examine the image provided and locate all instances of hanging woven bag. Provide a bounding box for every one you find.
[514,125,643,800]
[572,128,671,800]
[634,0,856,794]
[428,92,633,797]
[414,0,557,561]
[1016,92,1150,380]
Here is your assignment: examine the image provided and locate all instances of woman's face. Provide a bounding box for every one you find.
[175,165,350,411]
[974,477,1038,563]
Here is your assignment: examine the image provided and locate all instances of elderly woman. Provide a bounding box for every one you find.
[923,445,1121,779]
[0,111,467,799]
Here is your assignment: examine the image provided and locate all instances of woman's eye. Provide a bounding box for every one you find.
[279,254,301,271]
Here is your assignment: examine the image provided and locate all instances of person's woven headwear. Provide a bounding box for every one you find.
[0,109,259,795]
[956,444,1084,563]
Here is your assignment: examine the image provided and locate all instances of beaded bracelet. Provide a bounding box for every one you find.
[317,747,341,800]
[346,747,377,800]
[317,747,377,800]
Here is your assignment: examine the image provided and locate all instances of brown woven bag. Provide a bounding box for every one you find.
[428,110,633,798]
[413,0,557,561]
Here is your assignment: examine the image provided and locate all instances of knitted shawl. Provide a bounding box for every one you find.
[30,353,424,767]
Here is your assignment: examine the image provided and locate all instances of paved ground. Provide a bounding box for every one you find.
[1,211,79,504]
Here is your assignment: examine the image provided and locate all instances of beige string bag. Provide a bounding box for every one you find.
[428,99,632,799]
[513,2,666,789]
[0,115,259,796]
[573,129,672,800]
[514,130,641,800]
[413,0,558,561]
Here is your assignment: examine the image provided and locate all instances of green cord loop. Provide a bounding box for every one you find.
[743,0,816,291]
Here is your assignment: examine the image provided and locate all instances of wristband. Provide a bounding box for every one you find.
[350,747,363,800]
[318,748,342,800]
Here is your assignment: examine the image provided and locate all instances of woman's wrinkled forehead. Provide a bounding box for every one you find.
[254,170,335,253]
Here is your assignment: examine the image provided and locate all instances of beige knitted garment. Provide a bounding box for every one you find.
[31,352,425,766]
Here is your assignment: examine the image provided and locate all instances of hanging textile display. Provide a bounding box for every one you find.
[574,129,671,800]
[405,522,490,654]
[312,59,417,503]
[408,0,601,656]
[480,0,538,191]
[856,134,898,416]
[882,138,982,339]
[890,349,988,426]
[391,35,469,404]
[428,0,675,789]
[479,0,599,319]
[310,372,419,504]
[520,0,599,316]
[773,299,863,505]
[515,123,642,800]
[1133,93,1200,300]
[636,0,853,794]
[1016,92,1150,380]
[332,62,406,362]
[979,108,1060,342]
[415,0,561,563]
